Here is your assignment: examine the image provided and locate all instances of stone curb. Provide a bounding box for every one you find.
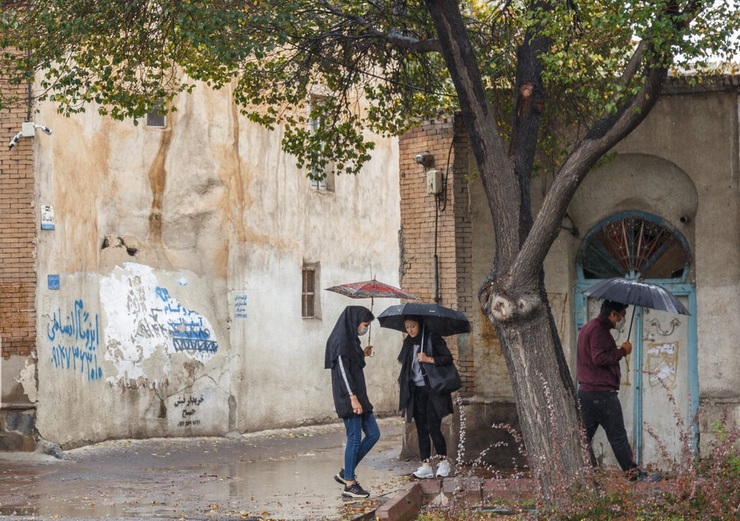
[374,482,422,521]
[372,477,536,521]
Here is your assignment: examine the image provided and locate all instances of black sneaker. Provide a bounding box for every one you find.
[638,471,662,482]
[342,482,370,498]
[334,469,348,485]
[629,469,662,483]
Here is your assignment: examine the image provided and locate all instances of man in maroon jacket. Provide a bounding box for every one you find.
[577,299,660,482]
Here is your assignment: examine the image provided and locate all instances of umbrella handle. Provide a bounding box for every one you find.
[627,308,636,339]
[366,323,375,356]
[368,297,374,345]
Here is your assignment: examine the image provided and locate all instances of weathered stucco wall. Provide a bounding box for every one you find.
[541,85,740,450]
[28,83,403,447]
[604,88,740,443]
[462,80,739,463]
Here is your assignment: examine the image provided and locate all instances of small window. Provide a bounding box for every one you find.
[147,100,167,128]
[302,264,319,318]
[308,98,335,192]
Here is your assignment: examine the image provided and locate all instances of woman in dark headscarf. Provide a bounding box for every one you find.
[398,315,454,479]
[324,305,380,499]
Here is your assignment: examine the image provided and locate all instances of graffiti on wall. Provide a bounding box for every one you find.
[233,292,248,319]
[47,299,104,381]
[155,286,218,354]
[101,263,219,385]
[174,394,205,427]
[646,342,679,389]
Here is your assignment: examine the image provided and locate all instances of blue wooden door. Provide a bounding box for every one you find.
[574,212,697,466]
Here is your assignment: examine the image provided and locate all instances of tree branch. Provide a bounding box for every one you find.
[318,0,442,53]
[425,0,520,271]
[508,1,552,250]
[509,0,707,289]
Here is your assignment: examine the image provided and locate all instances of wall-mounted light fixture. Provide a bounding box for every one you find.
[8,122,52,149]
[414,151,434,168]
[414,151,441,194]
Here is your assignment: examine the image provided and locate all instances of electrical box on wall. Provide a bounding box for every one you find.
[426,169,442,195]
[21,121,36,137]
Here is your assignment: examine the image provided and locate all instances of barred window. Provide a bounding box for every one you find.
[578,213,690,280]
[146,100,167,128]
[302,265,318,318]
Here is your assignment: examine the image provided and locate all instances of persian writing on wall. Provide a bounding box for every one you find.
[48,299,103,381]
[101,263,220,385]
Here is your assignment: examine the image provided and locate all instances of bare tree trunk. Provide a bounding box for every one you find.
[425,0,591,497]
[483,284,587,497]
[425,0,685,499]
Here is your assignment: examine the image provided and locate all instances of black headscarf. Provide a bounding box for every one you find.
[397,317,425,420]
[324,305,375,369]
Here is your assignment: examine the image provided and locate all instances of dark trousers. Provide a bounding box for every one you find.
[413,385,447,461]
[578,390,636,472]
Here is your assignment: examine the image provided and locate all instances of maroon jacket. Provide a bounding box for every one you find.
[577,314,627,392]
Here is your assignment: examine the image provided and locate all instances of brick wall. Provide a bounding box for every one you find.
[0,81,37,357]
[398,115,475,396]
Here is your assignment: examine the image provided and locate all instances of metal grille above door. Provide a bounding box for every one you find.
[577,212,690,281]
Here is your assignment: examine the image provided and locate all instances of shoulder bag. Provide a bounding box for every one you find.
[422,330,462,394]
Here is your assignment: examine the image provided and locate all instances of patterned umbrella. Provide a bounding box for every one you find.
[325,279,419,344]
[325,279,419,301]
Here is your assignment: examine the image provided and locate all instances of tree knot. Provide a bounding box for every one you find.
[486,291,541,322]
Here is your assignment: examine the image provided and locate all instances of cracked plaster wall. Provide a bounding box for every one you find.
[30,83,402,447]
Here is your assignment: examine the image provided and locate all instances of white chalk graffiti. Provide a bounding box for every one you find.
[101,263,218,384]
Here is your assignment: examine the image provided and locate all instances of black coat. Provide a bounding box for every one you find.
[325,306,375,419]
[397,327,454,421]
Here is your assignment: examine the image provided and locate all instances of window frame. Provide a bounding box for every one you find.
[146,100,167,128]
[302,263,320,319]
[307,95,335,192]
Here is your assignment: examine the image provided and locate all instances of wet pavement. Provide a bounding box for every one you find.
[0,417,418,521]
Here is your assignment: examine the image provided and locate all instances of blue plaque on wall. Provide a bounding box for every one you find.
[48,274,60,290]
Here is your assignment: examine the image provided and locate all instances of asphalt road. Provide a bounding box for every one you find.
[0,417,417,521]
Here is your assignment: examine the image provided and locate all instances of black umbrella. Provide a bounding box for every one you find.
[583,277,690,337]
[377,302,470,337]
[583,278,689,315]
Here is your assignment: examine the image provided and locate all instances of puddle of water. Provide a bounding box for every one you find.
[0,423,414,520]
[0,506,38,516]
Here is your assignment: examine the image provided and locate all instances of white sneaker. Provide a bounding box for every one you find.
[436,459,451,478]
[412,464,435,479]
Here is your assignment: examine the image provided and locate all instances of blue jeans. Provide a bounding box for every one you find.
[343,412,380,481]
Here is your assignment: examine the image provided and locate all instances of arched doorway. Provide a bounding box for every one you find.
[575,211,697,467]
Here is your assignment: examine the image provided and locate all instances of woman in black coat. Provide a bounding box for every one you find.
[398,315,454,479]
[324,305,380,498]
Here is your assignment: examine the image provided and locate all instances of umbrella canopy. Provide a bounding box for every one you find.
[325,279,419,301]
[583,278,690,315]
[377,302,471,337]
[325,279,419,345]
